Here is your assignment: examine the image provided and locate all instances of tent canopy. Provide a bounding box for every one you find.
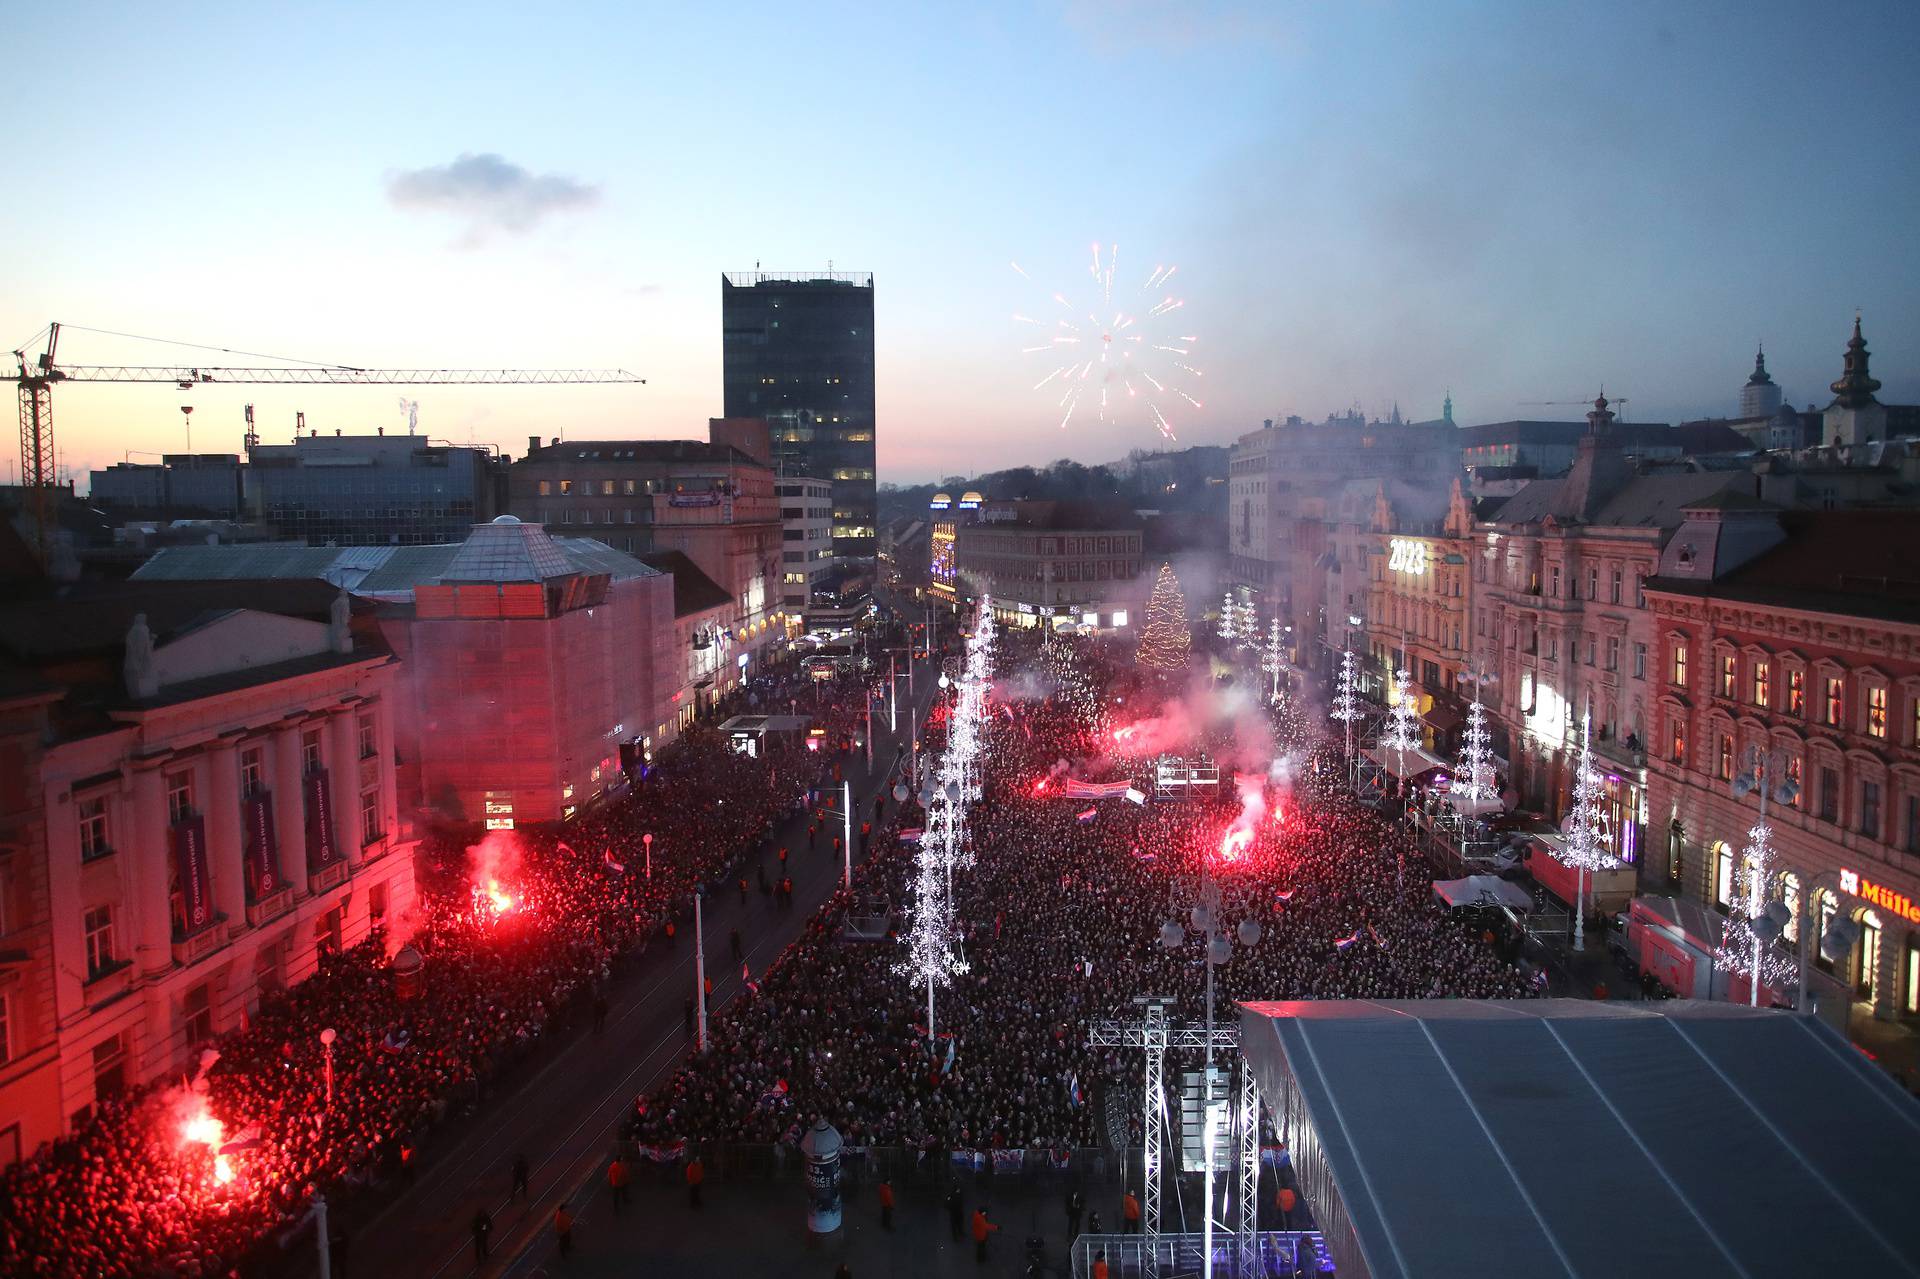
[1432,876,1532,911]
[1364,744,1449,780]
[1239,998,1920,1279]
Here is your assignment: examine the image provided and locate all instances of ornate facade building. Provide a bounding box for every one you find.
[1472,397,1745,863]
[1646,505,1920,1025]
[0,582,411,1161]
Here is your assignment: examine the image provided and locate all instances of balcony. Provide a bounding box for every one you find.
[172,917,228,967]
[309,861,350,894]
[246,887,294,928]
[361,836,389,862]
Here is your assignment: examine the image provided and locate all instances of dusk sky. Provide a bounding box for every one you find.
[8,1,1918,487]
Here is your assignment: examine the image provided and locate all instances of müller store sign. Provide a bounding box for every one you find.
[1839,868,1920,925]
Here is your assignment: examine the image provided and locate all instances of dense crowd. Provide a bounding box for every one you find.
[0,660,874,1279]
[633,630,1530,1156]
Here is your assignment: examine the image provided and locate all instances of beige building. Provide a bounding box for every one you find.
[0,582,410,1161]
[955,500,1146,631]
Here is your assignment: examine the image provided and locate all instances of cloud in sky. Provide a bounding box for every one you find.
[386,153,599,239]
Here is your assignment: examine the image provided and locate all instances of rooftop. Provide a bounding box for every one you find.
[637,550,733,618]
[722,270,873,288]
[1648,508,1920,624]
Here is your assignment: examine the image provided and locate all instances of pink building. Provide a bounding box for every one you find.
[1647,505,1920,1027]
[0,582,411,1162]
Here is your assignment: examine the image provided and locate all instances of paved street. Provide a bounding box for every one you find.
[309,641,944,1279]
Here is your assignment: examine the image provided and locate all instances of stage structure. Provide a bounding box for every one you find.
[1154,754,1220,802]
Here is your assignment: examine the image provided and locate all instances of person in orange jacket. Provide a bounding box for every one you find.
[1092,1251,1110,1279]
[553,1202,574,1258]
[970,1207,998,1263]
[607,1155,630,1214]
[1122,1190,1141,1233]
[685,1155,705,1208]
[876,1178,895,1231]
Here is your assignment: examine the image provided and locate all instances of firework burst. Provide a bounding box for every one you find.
[1011,244,1202,441]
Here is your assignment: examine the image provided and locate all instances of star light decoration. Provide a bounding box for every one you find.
[1455,698,1497,805]
[1218,591,1239,643]
[1560,713,1620,950]
[899,598,998,1038]
[1381,669,1422,755]
[1260,617,1288,705]
[1712,820,1797,1002]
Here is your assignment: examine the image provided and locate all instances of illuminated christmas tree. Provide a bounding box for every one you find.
[1137,562,1193,672]
[1561,713,1619,949]
[1713,820,1796,1004]
[1381,669,1422,755]
[1217,591,1239,642]
[1456,699,1496,804]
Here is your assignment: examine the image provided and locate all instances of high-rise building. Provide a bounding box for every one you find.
[245,432,500,546]
[721,271,876,564]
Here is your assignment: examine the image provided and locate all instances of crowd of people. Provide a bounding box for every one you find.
[633,629,1531,1159]
[0,659,878,1279]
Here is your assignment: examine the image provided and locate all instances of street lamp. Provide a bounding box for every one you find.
[1160,879,1259,1279]
[319,1027,336,1110]
[643,832,653,880]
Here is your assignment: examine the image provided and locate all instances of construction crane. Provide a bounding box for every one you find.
[9,320,645,561]
[1520,395,1628,415]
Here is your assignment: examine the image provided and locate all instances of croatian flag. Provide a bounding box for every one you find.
[219,1124,263,1154]
[381,1028,412,1054]
[1076,808,1098,823]
[1068,1073,1084,1108]
[1131,847,1157,862]
[758,1079,790,1109]
[941,1035,957,1075]
[1334,929,1362,952]
[603,849,626,874]
[1275,889,1295,904]
[1063,778,1133,800]
[898,828,925,843]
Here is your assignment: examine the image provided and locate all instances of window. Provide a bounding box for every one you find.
[623,479,637,495]
[369,881,389,924]
[1780,872,1802,942]
[1606,637,1619,671]
[1819,767,1839,823]
[1669,718,1687,765]
[302,728,324,775]
[1550,566,1561,597]
[84,906,114,978]
[240,747,264,798]
[1787,670,1805,716]
[78,796,111,860]
[537,480,551,496]
[358,714,377,760]
[0,992,8,1067]
[1718,654,1736,698]
[1717,734,1734,781]
[1824,677,1844,726]
[165,771,194,825]
[1784,756,1802,809]
[1713,841,1734,909]
[1752,663,1770,708]
[602,479,616,496]
[1861,780,1882,839]
[91,1033,125,1102]
[1587,567,1598,600]
[360,788,382,846]
[1633,643,1647,680]
[559,479,573,495]
[182,983,213,1048]
[1908,794,1920,854]
[1868,686,1888,739]
[1814,890,1839,971]
[1610,568,1622,604]
[1666,821,1684,882]
[1671,642,1688,687]
[1634,573,1646,607]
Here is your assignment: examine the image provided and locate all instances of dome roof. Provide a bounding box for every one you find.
[932,491,953,504]
[961,490,985,503]
[491,514,522,524]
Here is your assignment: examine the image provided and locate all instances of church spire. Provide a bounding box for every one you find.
[1830,313,1881,409]
[1585,391,1614,436]
[1442,390,1453,424]
[1746,343,1773,387]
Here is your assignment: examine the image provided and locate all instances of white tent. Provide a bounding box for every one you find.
[1442,791,1505,818]
[1431,875,1532,911]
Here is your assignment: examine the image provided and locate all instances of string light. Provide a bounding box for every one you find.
[1137,563,1192,672]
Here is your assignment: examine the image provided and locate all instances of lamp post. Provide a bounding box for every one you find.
[643,832,653,880]
[1725,747,1800,1005]
[319,1027,335,1110]
[693,886,708,1052]
[1160,875,1261,1279]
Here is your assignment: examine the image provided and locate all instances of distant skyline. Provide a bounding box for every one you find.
[7,1,1919,487]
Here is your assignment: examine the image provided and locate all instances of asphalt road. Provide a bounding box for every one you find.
[320,644,943,1279]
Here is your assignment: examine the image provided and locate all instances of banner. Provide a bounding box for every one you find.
[304,770,338,875]
[989,1149,1024,1176]
[243,793,281,900]
[1062,778,1133,800]
[170,814,213,934]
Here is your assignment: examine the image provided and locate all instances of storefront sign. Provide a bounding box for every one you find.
[1387,538,1431,576]
[243,793,280,900]
[1840,869,1920,924]
[171,814,213,933]
[304,770,338,874]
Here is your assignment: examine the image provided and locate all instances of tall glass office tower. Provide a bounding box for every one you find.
[722,271,876,565]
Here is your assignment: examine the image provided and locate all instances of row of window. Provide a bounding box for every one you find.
[1672,642,1913,741]
[1484,554,1648,608]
